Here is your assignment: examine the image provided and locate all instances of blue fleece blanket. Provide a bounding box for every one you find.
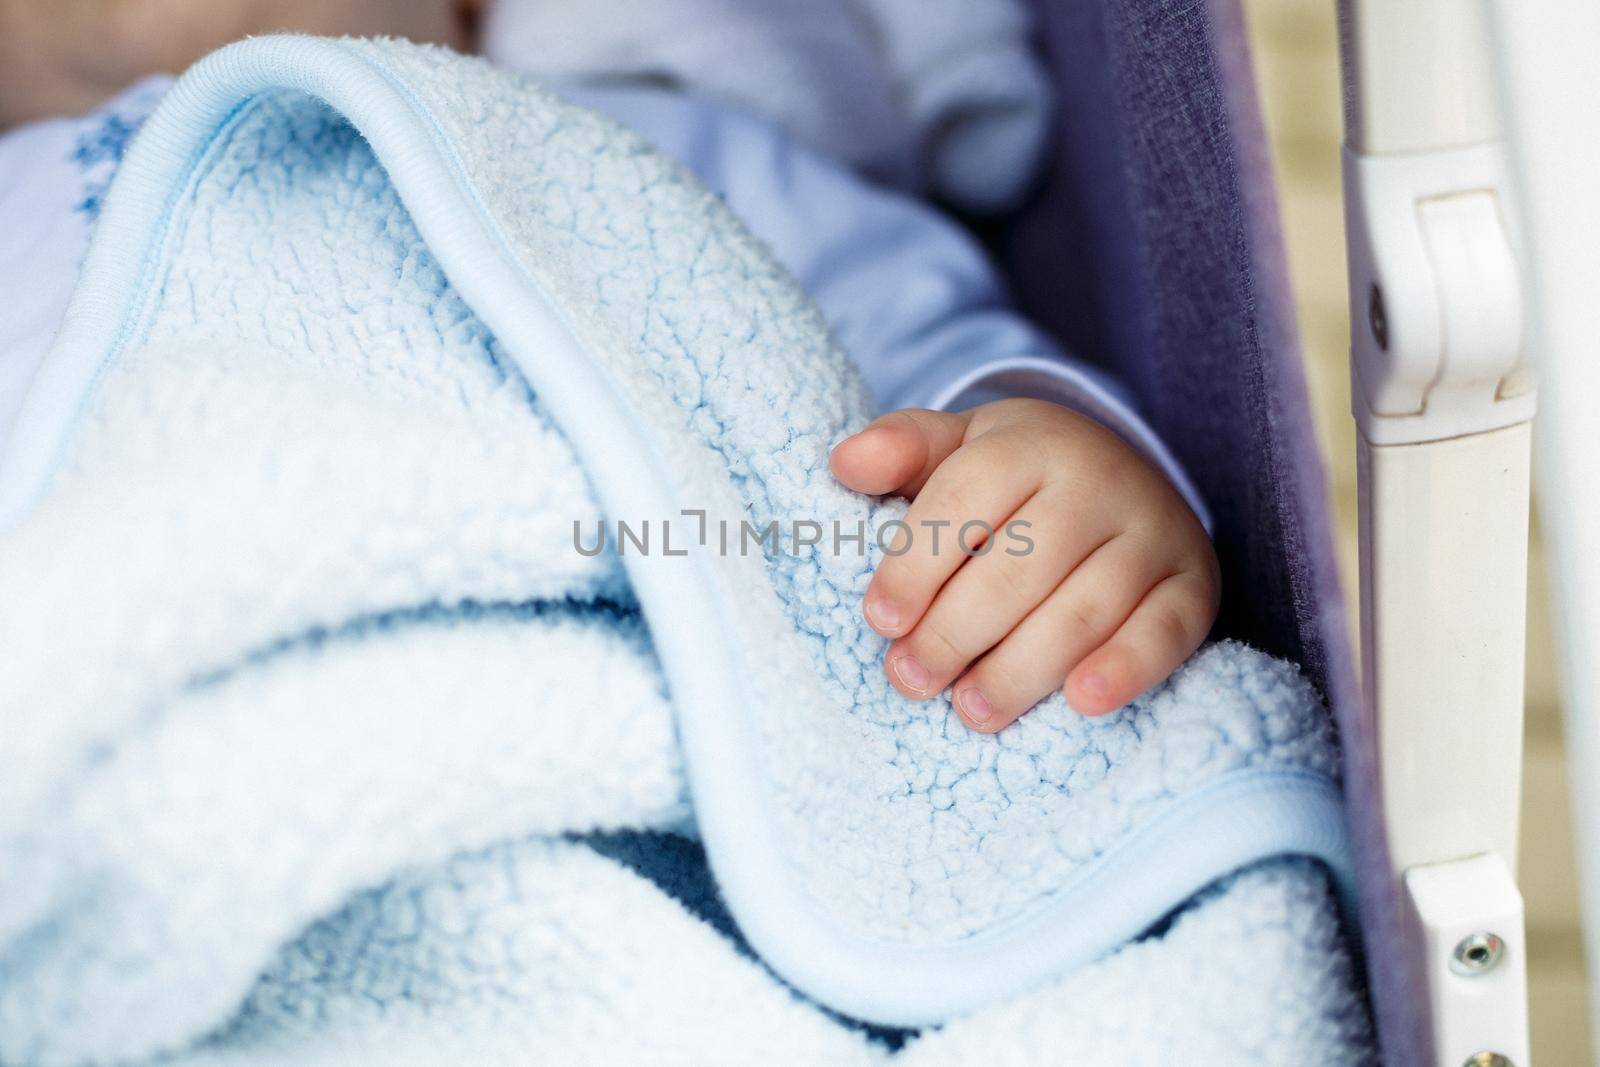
[0,37,1367,1066]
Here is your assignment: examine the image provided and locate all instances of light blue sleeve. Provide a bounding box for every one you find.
[566,84,1208,530]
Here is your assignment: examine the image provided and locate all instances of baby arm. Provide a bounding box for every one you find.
[831,400,1218,730]
[566,86,1219,727]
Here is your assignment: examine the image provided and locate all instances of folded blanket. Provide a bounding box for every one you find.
[0,37,1370,1065]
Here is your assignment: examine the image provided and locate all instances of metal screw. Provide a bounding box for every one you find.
[1368,284,1389,351]
[1451,931,1505,976]
[1462,1053,1513,1067]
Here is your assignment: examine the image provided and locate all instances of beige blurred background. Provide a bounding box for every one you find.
[1237,2,1591,1061]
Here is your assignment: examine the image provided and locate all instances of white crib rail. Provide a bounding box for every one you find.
[1338,1,1534,1063]
[1484,2,1600,1063]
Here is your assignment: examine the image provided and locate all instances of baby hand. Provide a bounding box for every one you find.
[829,399,1219,730]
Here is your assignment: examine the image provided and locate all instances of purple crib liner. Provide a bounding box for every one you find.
[993,1,1408,1059]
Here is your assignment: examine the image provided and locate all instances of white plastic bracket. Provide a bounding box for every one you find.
[1343,142,1534,445]
[1404,853,1530,1066]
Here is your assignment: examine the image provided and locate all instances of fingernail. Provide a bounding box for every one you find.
[892,654,931,694]
[957,686,994,725]
[865,593,900,632]
[1065,673,1112,717]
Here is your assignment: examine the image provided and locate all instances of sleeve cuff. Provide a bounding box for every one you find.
[923,356,1213,536]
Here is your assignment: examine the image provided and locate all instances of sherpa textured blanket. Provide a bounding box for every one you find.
[0,37,1372,1066]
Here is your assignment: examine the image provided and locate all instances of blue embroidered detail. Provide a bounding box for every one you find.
[70,93,160,218]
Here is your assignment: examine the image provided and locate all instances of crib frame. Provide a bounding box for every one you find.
[1339,1,1600,1063]
[1489,9,1600,1067]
